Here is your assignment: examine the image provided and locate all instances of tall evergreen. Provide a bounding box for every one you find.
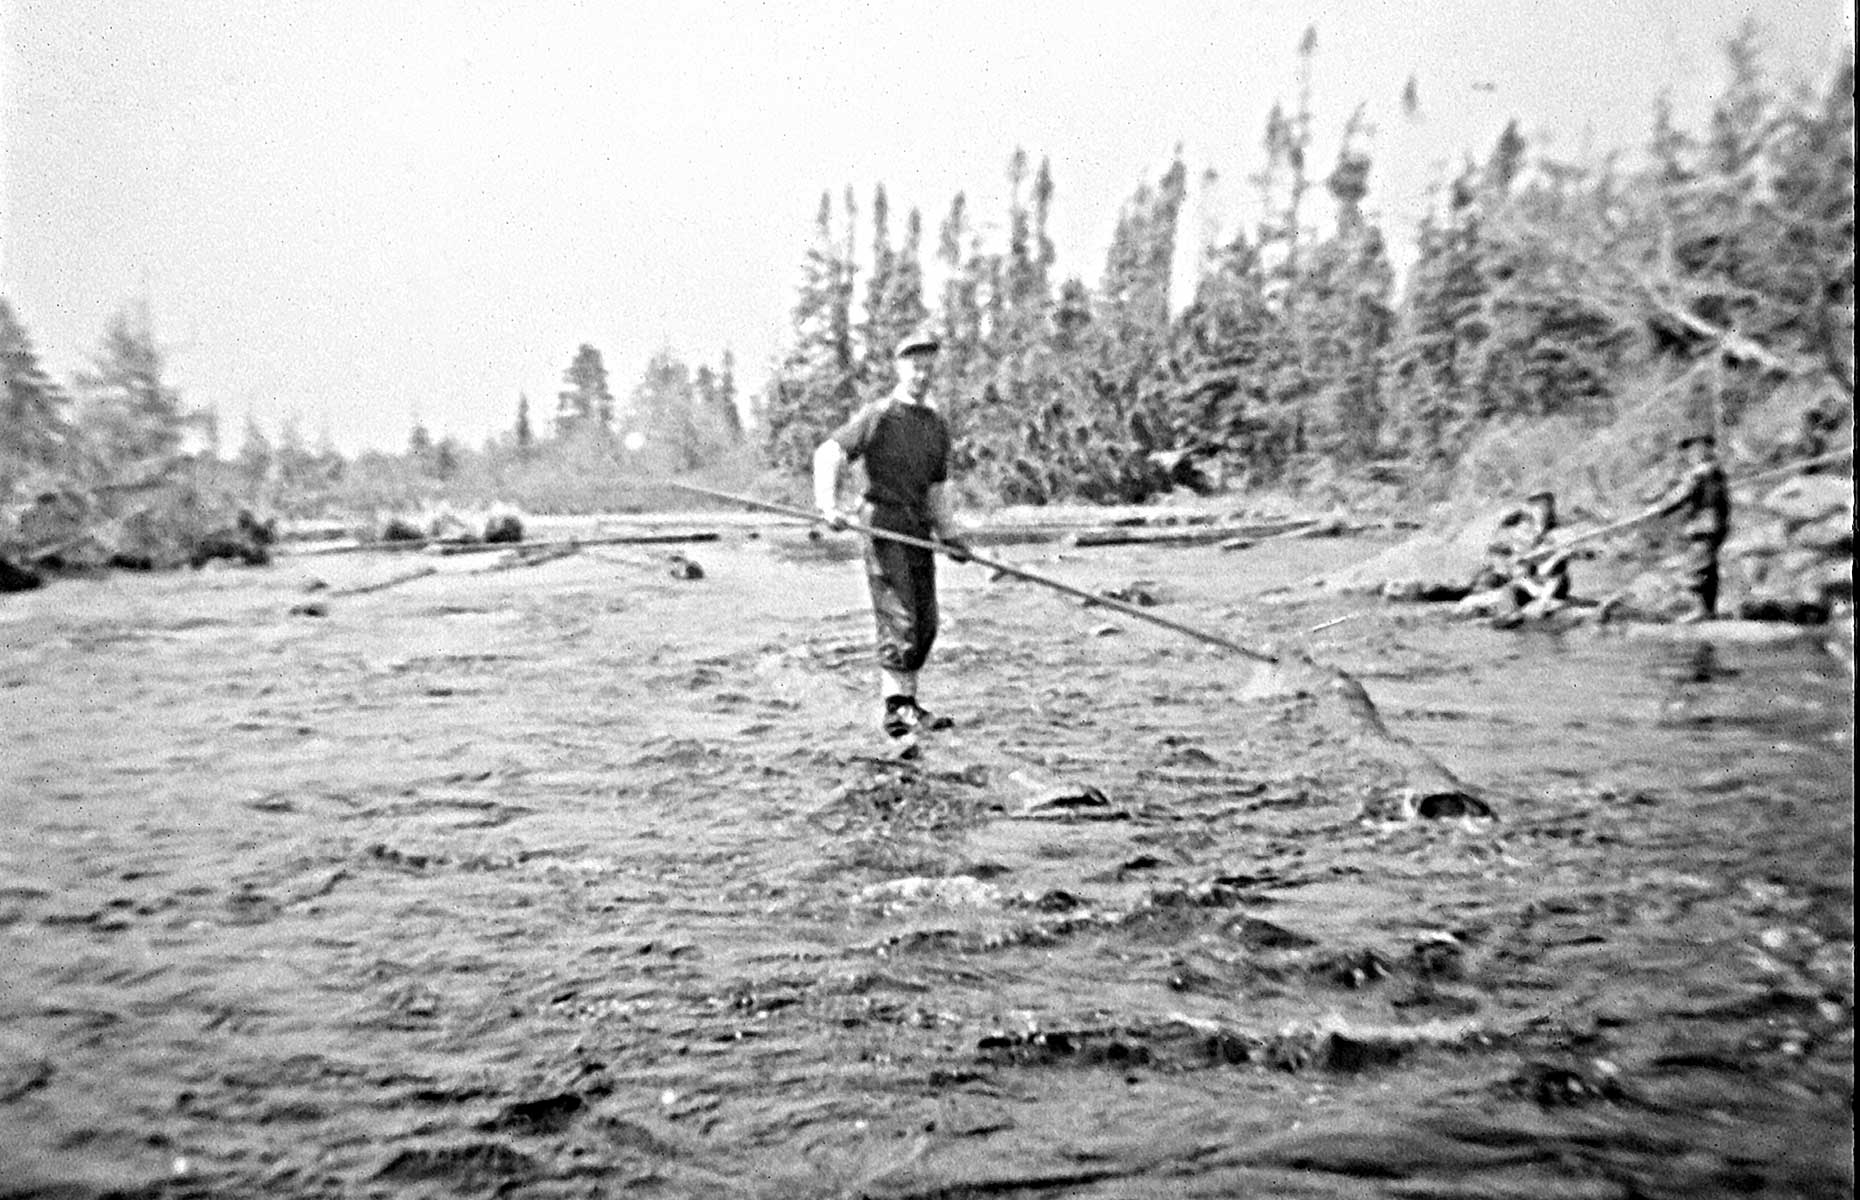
[1468,143,1633,427]
[859,188,931,395]
[1383,168,1491,466]
[76,302,196,473]
[1,299,76,489]
[692,349,744,456]
[992,153,1188,502]
[762,190,860,473]
[1300,116,1396,464]
[632,348,702,471]
[555,344,615,438]
[514,393,535,453]
[933,191,986,423]
[234,411,274,499]
[717,349,743,441]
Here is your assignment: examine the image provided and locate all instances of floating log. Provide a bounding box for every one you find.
[290,529,723,557]
[330,566,438,597]
[1067,519,1320,548]
[474,543,582,572]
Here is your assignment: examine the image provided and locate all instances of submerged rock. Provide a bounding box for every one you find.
[862,875,1003,908]
[0,556,43,592]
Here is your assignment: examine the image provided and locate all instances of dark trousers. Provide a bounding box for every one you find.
[865,536,938,674]
[1682,536,1721,616]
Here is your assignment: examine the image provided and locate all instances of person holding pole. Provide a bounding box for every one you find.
[1642,431,1731,623]
[813,325,973,740]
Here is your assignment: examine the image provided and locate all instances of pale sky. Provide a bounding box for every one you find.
[2,0,1851,454]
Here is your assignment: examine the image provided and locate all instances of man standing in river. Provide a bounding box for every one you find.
[813,326,972,739]
[1644,432,1731,623]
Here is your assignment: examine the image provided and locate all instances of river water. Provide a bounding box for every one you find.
[0,531,1850,1198]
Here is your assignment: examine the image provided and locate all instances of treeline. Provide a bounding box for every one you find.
[5,24,1851,567]
[231,341,748,519]
[760,26,1854,504]
[1,299,235,566]
[2,308,749,564]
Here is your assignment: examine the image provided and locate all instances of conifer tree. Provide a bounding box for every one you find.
[514,393,535,453]
[1383,168,1490,467]
[1001,148,1054,343]
[1100,152,1189,338]
[958,151,1064,486]
[933,191,986,421]
[1300,114,1396,464]
[985,153,1187,502]
[859,189,931,396]
[717,349,743,441]
[1,299,76,488]
[273,414,332,516]
[555,344,615,438]
[432,436,463,481]
[1468,141,1633,426]
[762,190,860,472]
[632,348,702,471]
[859,183,899,389]
[76,302,197,473]
[1162,233,1295,474]
[235,412,274,498]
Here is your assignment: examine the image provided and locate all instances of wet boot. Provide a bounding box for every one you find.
[908,699,955,731]
[882,695,920,739]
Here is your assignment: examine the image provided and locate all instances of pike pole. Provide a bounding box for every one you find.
[667,481,1279,665]
[1516,442,1854,566]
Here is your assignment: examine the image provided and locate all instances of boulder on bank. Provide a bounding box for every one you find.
[1314,508,1522,599]
[1759,475,1852,525]
[0,557,43,592]
[1731,473,1854,616]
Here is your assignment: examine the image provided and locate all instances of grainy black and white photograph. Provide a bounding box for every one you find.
[2,1,1854,1196]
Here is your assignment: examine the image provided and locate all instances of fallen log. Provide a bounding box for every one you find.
[289,529,722,557]
[330,566,438,597]
[474,543,582,573]
[1069,518,1320,548]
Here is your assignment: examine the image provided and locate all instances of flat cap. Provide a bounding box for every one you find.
[895,326,941,358]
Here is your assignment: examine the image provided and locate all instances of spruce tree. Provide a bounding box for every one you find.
[858,183,900,390]
[515,393,535,453]
[1,299,76,489]
[858,188,932,398]
[763,190,861,473]
[555,344,615,438]
[76,302,196,474]
[716,349,743,442]
[1300,117,1396,464]
[1383,169,1491,468]
[235,412,274,499]
[933,191,986,422]
[632,348,702,471]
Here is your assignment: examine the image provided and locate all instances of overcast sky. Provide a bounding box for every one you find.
[2,0,1851,454]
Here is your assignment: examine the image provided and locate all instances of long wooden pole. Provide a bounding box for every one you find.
[668,481,1279,664]
[1517,443,1854,565]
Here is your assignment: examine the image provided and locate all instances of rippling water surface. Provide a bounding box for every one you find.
[0,532,1850,1198]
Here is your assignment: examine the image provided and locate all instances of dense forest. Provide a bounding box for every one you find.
[2,25,1852,569]
[762,26,1853,507]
